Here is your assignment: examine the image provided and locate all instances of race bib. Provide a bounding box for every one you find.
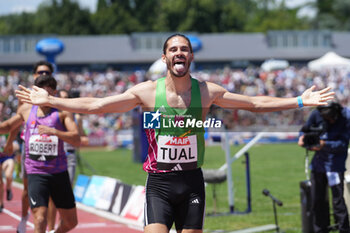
[29,135,58,161]
[157,135,198,171]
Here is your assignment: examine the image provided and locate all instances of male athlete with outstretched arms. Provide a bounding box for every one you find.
[16,34,334,233]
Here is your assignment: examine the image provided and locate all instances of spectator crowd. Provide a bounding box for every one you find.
[1,65,350,138]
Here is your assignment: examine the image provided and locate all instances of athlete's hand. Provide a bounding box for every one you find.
[16,85,50,106]
[300,86,334,106]
[38,125,56,135]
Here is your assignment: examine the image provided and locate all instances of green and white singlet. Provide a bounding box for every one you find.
[143,77,205,173]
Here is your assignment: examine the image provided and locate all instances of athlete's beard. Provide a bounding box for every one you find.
[166,57,190,78]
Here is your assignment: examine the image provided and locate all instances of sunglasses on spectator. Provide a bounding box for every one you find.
[36,70,51,75]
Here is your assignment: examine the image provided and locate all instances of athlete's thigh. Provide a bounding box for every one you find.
[145,185,174,230]
[174,170,205,231]
[174,192,205,231]
[3,158,14,174]
[50,171,75,209]
[3,157,14,166]
[145,173,175,230]
[27,174,50,208]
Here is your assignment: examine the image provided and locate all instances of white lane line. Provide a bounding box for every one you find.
[75,202,143,231]
[2,208,35,229]
[0,226,16,230]
[76,222,124,229]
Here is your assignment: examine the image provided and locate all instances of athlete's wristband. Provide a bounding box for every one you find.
[297,96,303,108]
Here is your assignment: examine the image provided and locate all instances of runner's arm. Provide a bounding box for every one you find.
[210,83,334,112]
[3,124,21,155]
[16,83,145,114]
[0,114,23,134]
[75,114,89,146]
[62,111,81,146]
[37,112,80,147]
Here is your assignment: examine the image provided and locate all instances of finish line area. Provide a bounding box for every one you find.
[0,132,295,233]
[0,175,278,233]
[0,182,142,233]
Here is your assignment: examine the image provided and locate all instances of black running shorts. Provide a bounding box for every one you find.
[27,171,76,209]
[144,168,205,230]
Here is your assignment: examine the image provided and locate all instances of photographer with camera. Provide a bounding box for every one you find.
[298,102,350,233]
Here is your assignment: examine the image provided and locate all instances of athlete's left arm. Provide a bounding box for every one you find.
[0,114,23,134]
[75,114,89,146]
[37,111,80,147]
[3,124,21,155]
[208,82,334,112]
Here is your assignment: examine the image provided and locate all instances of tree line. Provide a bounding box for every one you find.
[0,0,349,35]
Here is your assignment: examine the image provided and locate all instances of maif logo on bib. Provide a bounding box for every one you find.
[157,135,198,171]
[143,110,161,129]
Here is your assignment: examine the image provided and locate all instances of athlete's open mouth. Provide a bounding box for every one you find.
[174,62,186,72]
[174,61,185,66]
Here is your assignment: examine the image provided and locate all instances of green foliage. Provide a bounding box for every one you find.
[133,0,160,32]
[156,0,258,33]
[0,0,348,35]
[219,1,252,32]
[316,0,334,15]
[0,19,10,34]
[97,0,108,11]
[313,0,350,30]
[178,0,221,33]
[0,13,36,34]
[35,0,94,35]
[246,7,309,32]
[92,1,142,34]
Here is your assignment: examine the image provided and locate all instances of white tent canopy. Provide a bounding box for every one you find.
[261,59,289,72]
[308,51,350,71]
[148,58,167,80]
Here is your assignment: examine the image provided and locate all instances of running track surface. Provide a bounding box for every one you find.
[0,184,143,233]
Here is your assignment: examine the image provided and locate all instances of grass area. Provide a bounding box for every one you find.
[77,143,308,232]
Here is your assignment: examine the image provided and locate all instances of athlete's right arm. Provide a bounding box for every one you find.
[16,82,152,114]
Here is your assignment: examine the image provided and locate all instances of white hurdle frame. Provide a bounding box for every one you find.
[218,131,298,212]
[219,132,266,212]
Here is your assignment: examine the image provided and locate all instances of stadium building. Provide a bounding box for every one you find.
[0,30,350,71]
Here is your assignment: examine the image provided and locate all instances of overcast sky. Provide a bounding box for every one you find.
[0,0,315,17]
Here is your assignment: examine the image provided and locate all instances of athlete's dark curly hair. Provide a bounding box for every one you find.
[162,33,193,55]
[34,75,57,90]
